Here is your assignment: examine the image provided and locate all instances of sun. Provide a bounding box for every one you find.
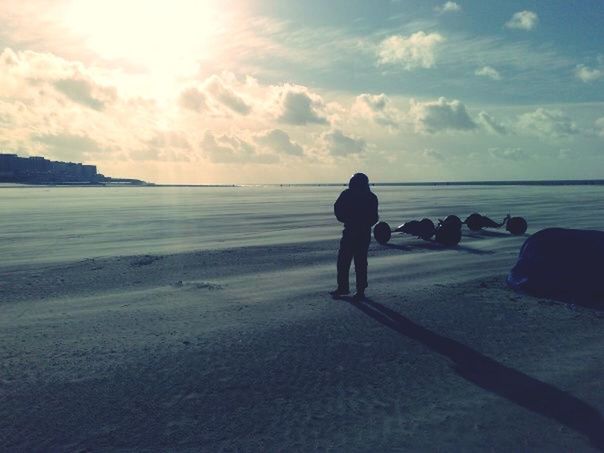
[62,0,227,74]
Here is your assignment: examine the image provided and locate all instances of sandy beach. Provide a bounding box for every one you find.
[3,0,604,449]
[1,185,603,451]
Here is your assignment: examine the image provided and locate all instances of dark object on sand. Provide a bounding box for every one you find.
[464,213,528,235]
[373,217,461,246]
[395,218,436,240]
[465,213,503,231]
[507,228,604,305]
[442,215,463,230]
[434,220,462,246]
[506,216,528,235]
[373,221,392,245]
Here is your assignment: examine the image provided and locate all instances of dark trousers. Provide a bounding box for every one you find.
[337,228,371,292]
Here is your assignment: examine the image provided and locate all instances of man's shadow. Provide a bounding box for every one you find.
[343,296,604,450]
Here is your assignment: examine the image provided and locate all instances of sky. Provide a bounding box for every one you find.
[0,0,603,184]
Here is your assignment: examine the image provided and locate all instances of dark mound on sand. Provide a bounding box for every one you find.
[507,228,604,307]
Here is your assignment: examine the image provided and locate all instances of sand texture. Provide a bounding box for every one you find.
[1,185,603,451]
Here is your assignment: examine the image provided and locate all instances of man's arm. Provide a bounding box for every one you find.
[369,194,379,226]
[334,191,349,223]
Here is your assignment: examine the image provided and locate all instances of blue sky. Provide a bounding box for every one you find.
[247,0,604,103]
[0,0,602,183]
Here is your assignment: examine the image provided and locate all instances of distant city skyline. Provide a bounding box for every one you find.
[1,0,603,184]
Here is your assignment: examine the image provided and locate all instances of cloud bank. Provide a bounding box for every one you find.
[517,108,579,139]
[409,97,477,133]
[353,93,399,128]
[377,31,445,70]
[434,2,461,14]
[475,66,501,80]
[574,64,603,83]
[478,111,507,135]
[505,11,538,31]
[255,129,304,156]
[321,129,366,156]
[274,85,329,125]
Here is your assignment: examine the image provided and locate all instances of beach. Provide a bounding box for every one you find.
[1,185,603,451]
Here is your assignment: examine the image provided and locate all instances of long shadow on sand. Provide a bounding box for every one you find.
[386,241,494,255]
[346,297,604,450]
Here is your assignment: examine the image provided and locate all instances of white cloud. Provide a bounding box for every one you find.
[574,64,603,83]
[475,66,501,80]
[595,117,604,137]
[557,148,577,160]
[178,87,207,112]
[505,11,538,31]
[353,93,399,128]
[437,33,571,74]
[489,147,529,161]
[517,108,579,139]
[255,129,304,156]
[147,131,190,150]
[0,46,342,171]
[0,108,14,127]
[0,48,116,108]
[377,31,445,70]
[178,74,257,116]
[422,148,445,161]
[478,111,507,135]
[53,78,116,111]
[321,129,366,156]
[0,47,152,163]
[200,131,278,164]
[32,133,104,161]
[273,84,329,125]
[434,2,461,14]
[408,97,477,133]
[130,131,192,162]
[204,75,252,115]
[355,93,388,112]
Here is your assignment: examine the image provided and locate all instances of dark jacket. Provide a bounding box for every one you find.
[334,188,379,231]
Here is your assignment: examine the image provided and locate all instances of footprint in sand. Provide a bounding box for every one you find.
[171,280,224,290]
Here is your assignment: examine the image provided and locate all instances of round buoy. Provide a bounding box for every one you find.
[465,213,483,231]
[435,223,462,246]
[443,215,462,230]
[373,221,392,244]
[418,218,436,240]
[506,217,527,235]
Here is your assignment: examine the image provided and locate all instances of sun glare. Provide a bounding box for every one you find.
[62,0,226,75]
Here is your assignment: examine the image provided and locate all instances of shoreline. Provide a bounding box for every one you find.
[2,178,604,188]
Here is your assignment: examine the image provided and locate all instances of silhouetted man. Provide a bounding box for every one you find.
[331,173,379,300]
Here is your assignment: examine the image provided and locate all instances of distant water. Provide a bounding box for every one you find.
[1,185,603,267]
[275,180,604,187]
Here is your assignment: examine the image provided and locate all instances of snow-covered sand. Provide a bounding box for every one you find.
[1,185,603,451]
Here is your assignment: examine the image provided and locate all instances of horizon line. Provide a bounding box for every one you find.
[152,178,604,187]
[3,178,604,188]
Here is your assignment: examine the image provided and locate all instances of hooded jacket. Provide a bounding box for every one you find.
[334,182,379,231]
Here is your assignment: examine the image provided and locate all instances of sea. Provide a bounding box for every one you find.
[1,184,603,268]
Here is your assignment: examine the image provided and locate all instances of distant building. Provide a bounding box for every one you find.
[0,153,100,184]
[0,152,150,185]
[82,164,97,179]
